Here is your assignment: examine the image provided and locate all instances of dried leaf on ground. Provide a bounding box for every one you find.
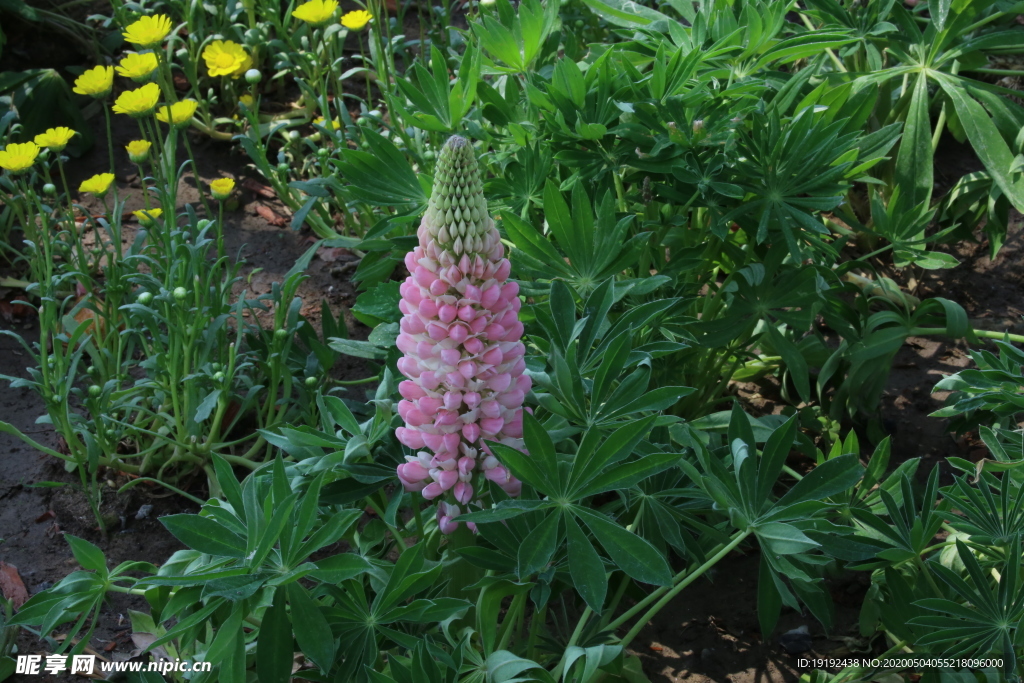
[254,203,288,227]
[0,561,29,610]
[316,246,353,262]
[241,178,276,199]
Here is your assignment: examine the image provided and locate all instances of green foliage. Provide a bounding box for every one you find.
[7,0,1024,678]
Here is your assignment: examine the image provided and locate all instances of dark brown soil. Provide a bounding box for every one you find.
[626,552,867,683]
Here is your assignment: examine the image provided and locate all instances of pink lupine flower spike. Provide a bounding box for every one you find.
[395,135,530,533]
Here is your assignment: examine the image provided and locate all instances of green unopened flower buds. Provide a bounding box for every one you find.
[304,376,318,387]
[137,291,153,305]
[245,69,262,84]
[88,385,102,397]
[43,183,57,196]
[213,372,225,382]
[173,286,187,301]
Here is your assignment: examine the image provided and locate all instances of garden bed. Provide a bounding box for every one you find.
[3,0,1024,681]
[2,113,1020,680]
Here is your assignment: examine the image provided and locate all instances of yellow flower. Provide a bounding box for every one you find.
[125,139,152,163]
[341,9,372,30]
[33,127,77,152]
[116,52,159,81]
[202,40,252,78]
[72,65,114,98]
[123,14,173,48]
[133,207,163,226]
[313,116,341,130]
[112,82,161,117]
[239,94,254,108]
[292,0,338,25]
[156,99,199,127]
[0,142,40,174]
[79,173,115,197]
[210,178,235,201]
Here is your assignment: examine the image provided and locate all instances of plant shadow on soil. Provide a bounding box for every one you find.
[2,29,1023,683]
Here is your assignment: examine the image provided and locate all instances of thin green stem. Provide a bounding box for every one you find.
[610,530,751,641]
[117,477,206,505]
[552,606,592,679]
[798,12,846,72]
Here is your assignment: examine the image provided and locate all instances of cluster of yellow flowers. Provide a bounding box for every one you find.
[0,127,78,173]
[291,0,372,30]
[2,12,241,209]
[72,13,252,127]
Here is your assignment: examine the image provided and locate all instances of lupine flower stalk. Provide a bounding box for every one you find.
[395,136,530,533]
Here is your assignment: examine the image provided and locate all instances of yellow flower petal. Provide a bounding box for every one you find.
[292,0,339,25]
[0,142,40,174]
[33,127,77,152]
[126,139,152,163]
[123,14,173,48]
[116,52,159,81]
[133,207,163,226]
[202,40,251,78]
[210,178,235,200]
[112,82,162,117]
[72,65,114,98]
[341,9,372,30]
[79,173,115,196]
[155,99,199,126]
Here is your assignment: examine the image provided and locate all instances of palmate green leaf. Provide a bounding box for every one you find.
[517,512,560,579]
[762,327,811,404]
[563,644,622,683]
[288,583,336,672]
[567,416,658,494]
[574,453,680,499]
[486,651,555,683]
[565,513,607,613]
[756,415,797,507]
[252,491,299,569]
[572,507,672,586]
[521,410,559,489]
[895,74,933,208]
[488,441,557,495]
[752,31,856,70]
[937,76,1024,213]
[477,579,533,657]
[761,552,782,638]
[600,386,693,421]
[332,129,427,208]
[753,522,820,555]
[160,514,248,558]
[772,454,863,511]
[383,598,470,624]
[908,542,1023,672]
[204,604,245,683]
[352,281,402,327]
[579,0,671,29]
[501,211,574,279]
[256,587,293,683]
[457,499,556,523]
